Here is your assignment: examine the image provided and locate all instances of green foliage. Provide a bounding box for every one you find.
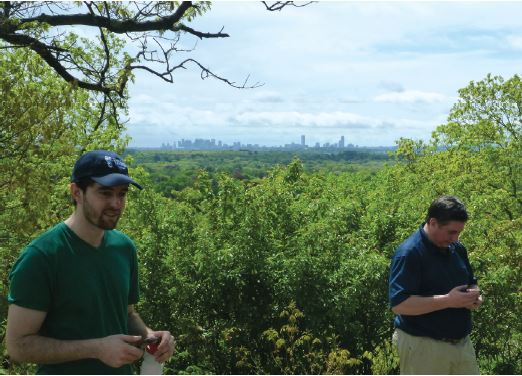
[119,73,521,374]
[261,302,361,374]
[118,159,392,374]
[0,46,128,374]
[363,339,399,375]
[125,148,390,195]
[434,74,522,149]
[1,45,521,376]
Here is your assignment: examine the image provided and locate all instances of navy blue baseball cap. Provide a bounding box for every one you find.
[71,150,142,190]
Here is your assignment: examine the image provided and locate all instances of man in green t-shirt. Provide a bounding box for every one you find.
[6,150,175,374]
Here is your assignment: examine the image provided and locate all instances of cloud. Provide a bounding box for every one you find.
[230,111,384,129]
[252,91,285,103]
[338,96,363,104]
[127,106,445,147]
[374,90,447,104]
[129,104,230,128]
[506,35,522,49]
[378,81,405,93]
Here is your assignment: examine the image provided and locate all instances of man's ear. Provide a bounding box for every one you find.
[70,183,82,205]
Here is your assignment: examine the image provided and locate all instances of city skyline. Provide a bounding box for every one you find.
[127,2,522,148]
[155,134,359,151]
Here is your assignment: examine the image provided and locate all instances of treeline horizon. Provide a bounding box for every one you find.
[124,148,391,196]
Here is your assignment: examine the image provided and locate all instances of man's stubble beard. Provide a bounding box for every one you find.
[82,197,121,230]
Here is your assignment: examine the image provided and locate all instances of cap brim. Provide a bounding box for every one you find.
[92,173,143,190]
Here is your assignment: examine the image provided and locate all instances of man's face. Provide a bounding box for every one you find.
[427,219,466,248]
[77,183,129,230]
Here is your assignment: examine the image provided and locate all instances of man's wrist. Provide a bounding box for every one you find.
[85,338,102,360]
[436,294,451,309]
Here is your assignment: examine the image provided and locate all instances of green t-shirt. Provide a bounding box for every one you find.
[8,222,140,374]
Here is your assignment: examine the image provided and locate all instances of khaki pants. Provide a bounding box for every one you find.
[393,329,480,375]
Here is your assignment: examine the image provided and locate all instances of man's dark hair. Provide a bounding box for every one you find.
[426,195,468,224]
[71,178,96,206]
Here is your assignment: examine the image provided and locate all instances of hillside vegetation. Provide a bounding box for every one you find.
[1,48,520,374]
[125,148,390,195]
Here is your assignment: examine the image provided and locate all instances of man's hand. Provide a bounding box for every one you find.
[96,335,144,368]
[463,285,483,310]
[447,284,481,309]
[147,331,175,363]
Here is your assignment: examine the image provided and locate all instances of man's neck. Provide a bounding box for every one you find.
[422,223,449,253]
[64,212,104,248]
[422,222,432,237]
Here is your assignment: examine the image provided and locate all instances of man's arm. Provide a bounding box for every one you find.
[127,305,152,338]
[7,304,143,368]
[392,284,481,316]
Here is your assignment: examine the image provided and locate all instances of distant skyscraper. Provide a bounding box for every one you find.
[339,136,345,148]
[301,135,305,146]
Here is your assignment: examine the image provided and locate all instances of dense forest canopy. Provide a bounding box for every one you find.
[125,148,391,195]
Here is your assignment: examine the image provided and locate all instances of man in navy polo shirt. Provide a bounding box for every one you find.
[389,195,483,374]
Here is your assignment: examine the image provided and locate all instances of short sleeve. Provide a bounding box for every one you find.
[128,243,139,305]
[389,249,421,308]
[8,246,53,311]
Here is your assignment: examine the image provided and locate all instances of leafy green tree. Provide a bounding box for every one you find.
[432,74,522,373]
[118,160,394,374]
[367,73,522,373]
[0,46,128,374]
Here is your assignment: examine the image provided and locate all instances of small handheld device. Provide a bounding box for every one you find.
[136,336,160,348]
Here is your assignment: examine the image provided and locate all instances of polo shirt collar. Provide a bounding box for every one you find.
[418,223,454,256]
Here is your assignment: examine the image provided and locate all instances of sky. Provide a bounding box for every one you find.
[126,1,522,148]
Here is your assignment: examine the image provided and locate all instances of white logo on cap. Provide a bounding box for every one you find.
[104,155,127,171]
[114,159,127,170]
[104,156,114,168]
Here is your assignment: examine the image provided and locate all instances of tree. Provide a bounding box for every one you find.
[433,74,522,149]
[432,74,522,219]
[0,47,129,373]
[431,75,522,373]
[371,73,522,373]
[0,1,309,126]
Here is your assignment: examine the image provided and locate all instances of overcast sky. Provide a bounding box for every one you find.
[126,1,522,148]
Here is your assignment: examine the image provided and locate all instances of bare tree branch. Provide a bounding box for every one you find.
[130,58,263,89]
[0,0,311,105]
[174,24,229,39]
[0,1,233,96]
[262,1,314,12]
[98,28,111,82]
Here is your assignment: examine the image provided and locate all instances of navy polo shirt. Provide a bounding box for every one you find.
[389,224,476,340]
